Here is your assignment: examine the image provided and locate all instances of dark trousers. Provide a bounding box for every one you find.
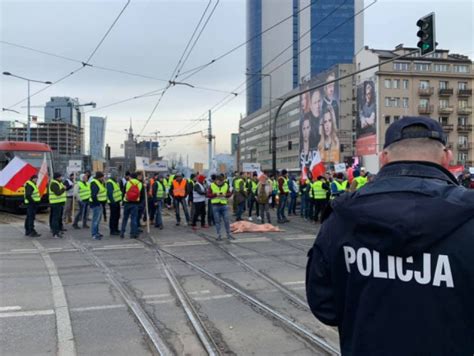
[174,198,190,223]
[288,194,297,215]
[258,203,271,224]
[313,199,327,222]
[50,204,64,234]
[192,201,206,226]
[248,195,259,217]
[207,200,215,226]
[25,204,38,235]
[148,198,156,222]
[121,203,139,237]
[277,194,288,221]
[236,201,245,221]
[109,203,121,233]
[73,201,89,227]
[137,203,144,227]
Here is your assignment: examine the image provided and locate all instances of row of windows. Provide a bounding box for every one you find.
[384,79,410,89]
[419,98,470,107]
[439,116,471,126]
[393,62,470,73]
[419,80,469,90]
[384,97,410,108]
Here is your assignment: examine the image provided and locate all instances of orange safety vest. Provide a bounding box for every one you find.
[172,179,187,198]
[148,178,155,197]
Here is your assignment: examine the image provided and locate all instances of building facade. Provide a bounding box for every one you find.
[246,0,364,115]
[355,45,474,171]
[44,97,85,153]
[240,63,355,172]
[0,121,12,140]
[89,116,106,161]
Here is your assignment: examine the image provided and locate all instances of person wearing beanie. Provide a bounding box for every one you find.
[191,174,207,229]
[330,172,348,199]
[349,168,367,192]
[89,171,107,240]
[277,169,290,223]
[73,173,91,229]
[24,174,41,237]
[152,175,167,229]
[49,172,66,238]
[106,171,122,236]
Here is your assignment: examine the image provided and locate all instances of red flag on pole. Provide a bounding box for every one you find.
[0,157,37,192]
[37,155,49,196]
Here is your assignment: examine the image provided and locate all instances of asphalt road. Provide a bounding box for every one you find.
[0,207,339,356]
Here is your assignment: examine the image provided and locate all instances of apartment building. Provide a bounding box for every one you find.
[355,45,473,170]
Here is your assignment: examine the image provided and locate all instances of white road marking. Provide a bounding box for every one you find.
[283,281,305,286]
[193,294,234,301]
[143,290,211,300]
[32,240,76,356]
[71,304,125,312]
[92,244,144,251]
[163,241,209,247]
[10,248,37,252]
[0,309,54,318]
[0,306,22,312]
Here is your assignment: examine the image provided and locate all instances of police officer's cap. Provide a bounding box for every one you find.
[384,116,447,149]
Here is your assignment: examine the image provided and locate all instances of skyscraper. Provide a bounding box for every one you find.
[89,116,106,160]
[246,0,364,115]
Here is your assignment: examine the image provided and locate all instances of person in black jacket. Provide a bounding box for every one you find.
[306,116,474,355]
[24,175,41,237]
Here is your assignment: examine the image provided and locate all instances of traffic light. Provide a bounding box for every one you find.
[416,13,436,56]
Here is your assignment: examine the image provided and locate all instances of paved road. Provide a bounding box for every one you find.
[0,208,339,355]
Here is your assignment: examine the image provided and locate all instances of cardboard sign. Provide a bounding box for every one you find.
[148,160,168,172]
[67,160,82,173]
[242,162,261,173]
[334,163,346,173]
[135,157,150,171]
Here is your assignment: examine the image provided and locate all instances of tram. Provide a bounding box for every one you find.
[0,141,54,211]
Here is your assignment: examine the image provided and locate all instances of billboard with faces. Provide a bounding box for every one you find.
[355,79,377,155]
[299,68,340,180]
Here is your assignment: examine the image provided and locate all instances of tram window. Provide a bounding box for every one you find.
[0,151,13,169]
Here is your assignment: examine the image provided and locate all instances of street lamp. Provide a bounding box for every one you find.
[246,70,272,153]
[3,71,52,142]
[2,108,21,114]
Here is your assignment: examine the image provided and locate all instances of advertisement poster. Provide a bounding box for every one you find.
[356,79,377,155]
[299,68,340,179]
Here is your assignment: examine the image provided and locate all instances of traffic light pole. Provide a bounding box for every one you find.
[271,49,421,177]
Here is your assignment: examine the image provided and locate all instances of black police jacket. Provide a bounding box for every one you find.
[306,161,474,356]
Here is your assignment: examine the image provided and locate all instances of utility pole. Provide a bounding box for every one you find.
[208,110,212,171]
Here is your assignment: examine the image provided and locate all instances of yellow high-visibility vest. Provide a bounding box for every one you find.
[24,180,40,204]
[210,182,229,204]
[49,179,66,205]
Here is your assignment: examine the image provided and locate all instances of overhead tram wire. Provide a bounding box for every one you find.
[173,0,377,137]
[4,0,131,110]
[1,40,240,98]
[138,0,220,136]
[176,0,316,80]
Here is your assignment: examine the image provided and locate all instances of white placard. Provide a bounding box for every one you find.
[67,160,82,173]
[334,163,346,173]
[242,162,261,173]
[148,160,169,172]
[469,167,474,174]
[135,156,150,171]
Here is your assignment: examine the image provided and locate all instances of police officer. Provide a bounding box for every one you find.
[49,172,66,238]
[306,116,474,355]
[106,172,122,236]
[24,174,41,237]
[90,171,107,240]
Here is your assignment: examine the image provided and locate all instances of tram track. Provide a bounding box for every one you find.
[3,211,339,355]
[139,234,340,356]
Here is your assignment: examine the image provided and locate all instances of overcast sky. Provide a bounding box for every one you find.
[1,0,473,165]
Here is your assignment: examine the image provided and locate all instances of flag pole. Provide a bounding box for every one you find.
[143,169,150,234]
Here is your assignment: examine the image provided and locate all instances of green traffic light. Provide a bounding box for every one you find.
[422,44,430,50]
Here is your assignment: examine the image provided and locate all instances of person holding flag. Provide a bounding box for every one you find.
[24,175,41,237]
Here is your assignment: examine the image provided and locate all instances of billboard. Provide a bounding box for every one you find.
[355,80,377,155]
[299,68,340,179]
[90,116,106,160]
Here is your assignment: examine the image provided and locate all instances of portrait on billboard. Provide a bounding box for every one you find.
[356,79,377,155]
[299,69,341,179]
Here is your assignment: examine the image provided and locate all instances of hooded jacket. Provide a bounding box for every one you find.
[306,161,474,356]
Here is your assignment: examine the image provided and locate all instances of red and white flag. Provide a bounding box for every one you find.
[309,150,326,178]
[37,155,49,196]
[0,157,37,192]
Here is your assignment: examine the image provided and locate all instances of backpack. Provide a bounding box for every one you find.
[256,183,270,204]
[126,182,140,202]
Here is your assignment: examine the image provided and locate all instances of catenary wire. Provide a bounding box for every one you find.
[176,0,315,79]
[5,0,131,109]
[139,0,220,136]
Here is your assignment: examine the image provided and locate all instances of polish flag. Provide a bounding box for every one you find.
[309,149,326,178]
[37,156,49,196]
[0,157,37,192]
